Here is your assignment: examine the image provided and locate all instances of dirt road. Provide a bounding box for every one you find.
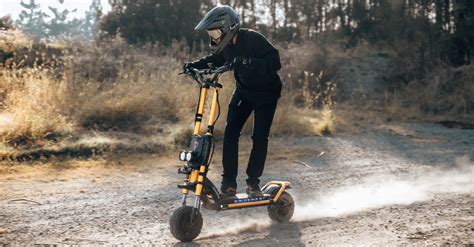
[1,122,473,245]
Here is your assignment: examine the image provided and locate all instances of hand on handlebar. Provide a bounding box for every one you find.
[182,62,195,74]
[180,63,232,78]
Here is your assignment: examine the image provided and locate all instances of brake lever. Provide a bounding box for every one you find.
[179,68,192,75]
[180,68,197,76]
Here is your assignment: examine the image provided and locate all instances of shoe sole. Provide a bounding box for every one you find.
[221,189,237,197]
[246,191,263,197]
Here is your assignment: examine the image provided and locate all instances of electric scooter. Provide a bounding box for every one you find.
[169,64,294,242]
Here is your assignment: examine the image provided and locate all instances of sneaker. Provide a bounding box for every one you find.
[220,185,237,196]
[246,183,263,196]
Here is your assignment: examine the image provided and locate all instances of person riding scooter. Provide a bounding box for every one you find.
[183,5,282,196]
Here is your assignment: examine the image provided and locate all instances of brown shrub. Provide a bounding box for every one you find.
[3,26,473,159]
[0,16,14,30]
[385,64,474,116]
[0,70,74,146]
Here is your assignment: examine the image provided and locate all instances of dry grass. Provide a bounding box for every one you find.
[0,29,34,51]
[0,32,194,158]
[1,29,472,162]
[412,64,474,115]
[378,63,474,123]
[2,40,362,154]
[0,70,74,145]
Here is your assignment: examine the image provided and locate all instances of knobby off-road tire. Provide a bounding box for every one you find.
[267,191,295,223]
[169,206,203,242]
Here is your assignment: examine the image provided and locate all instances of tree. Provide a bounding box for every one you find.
[82,0,103,40]
[100,0,211,46]
[16,0,105,40]
[449,0,473,65]
[45,0,79,38]
[0,15,14,30]
[16,0,48,37]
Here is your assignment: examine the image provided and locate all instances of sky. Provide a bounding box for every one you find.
[0,0,111,21]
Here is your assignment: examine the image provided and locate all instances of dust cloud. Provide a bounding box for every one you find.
[294,156,473,220]
[199,218,271,240]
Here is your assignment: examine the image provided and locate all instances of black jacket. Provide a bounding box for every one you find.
[189,28,282,98]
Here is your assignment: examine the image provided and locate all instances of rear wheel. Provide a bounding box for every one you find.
[267,191,294,223]
[169,206,203,242]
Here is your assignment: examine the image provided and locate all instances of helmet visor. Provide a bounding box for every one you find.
[206,29,223,40]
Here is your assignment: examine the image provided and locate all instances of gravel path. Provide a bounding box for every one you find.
[0,122,473,245]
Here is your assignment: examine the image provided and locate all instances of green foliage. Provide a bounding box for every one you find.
[16,0,103,40]
[0,16,14,30]
[82,0,103,40]
[100,0,213,45]
[16,0,48,37]
[99,0,472,67]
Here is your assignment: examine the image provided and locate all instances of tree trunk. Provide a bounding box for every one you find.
[249,0,257,29]
[283,0,288,29]
[270,0,277,35]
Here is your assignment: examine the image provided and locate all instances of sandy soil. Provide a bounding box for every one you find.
[0,122,473,245]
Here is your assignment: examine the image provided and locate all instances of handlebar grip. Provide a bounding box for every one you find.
[180,64,232,77]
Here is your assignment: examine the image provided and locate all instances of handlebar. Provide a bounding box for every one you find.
[180,63,233,87]
[184,63,232,76]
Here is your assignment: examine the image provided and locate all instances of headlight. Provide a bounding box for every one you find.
[185,152,193,161]
[179,151,186,161]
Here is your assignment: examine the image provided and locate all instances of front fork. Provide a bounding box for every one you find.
[180,85,208,209]
[181,167,206,207]
[180,83,219,222]
[181,166,206,223]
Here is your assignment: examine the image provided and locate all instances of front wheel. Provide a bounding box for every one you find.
[169,206,203,242]
[267,191,295,223]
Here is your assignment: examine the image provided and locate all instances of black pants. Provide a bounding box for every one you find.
[222,91,278,188]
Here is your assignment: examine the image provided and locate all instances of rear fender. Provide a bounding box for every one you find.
[262,181,291,202]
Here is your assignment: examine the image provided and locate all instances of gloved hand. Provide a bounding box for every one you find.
[183,62,195,73]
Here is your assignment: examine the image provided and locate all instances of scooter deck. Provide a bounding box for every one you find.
[218,193,273,205]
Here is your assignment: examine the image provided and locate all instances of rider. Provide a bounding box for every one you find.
[183,5,282,196]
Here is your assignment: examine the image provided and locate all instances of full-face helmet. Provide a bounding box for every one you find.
[195,5,241,54]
